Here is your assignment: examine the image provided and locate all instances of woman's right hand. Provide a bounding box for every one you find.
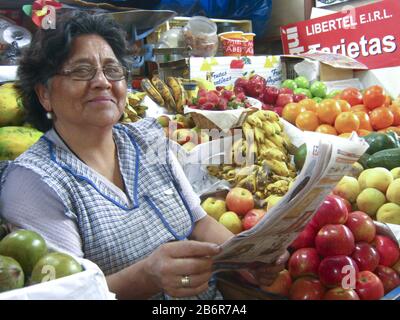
[144,240,221,298]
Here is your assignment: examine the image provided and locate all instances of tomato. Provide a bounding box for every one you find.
[363,86,386,110]
[340,88,363,106]
[356,271,385,300]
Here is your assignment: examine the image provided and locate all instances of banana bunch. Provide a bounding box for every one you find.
[121,91,147,123]
[240,110,297,178]
[141,76,186,114]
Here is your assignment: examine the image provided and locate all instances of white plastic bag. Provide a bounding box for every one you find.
[0,258,115,300]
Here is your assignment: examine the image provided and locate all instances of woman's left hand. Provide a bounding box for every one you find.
[239,250,290,287]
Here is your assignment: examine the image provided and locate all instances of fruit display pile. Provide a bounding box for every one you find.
[260,194,400,300]
[281,85,400,137]
[187,88,251,111]
[0,228,82,294]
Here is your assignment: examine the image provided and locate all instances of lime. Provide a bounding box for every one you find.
[294,143,307,171]
[310,81,327,98]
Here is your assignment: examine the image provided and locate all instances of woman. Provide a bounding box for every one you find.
[0,11,285,299]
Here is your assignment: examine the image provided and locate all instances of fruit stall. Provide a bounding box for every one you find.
[0,0,400,301]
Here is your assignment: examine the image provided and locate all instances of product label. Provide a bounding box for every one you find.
[280,0,400,69]
[189,56,281,87]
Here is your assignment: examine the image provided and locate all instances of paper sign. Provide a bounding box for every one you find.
[316,0,353,8]
[281,0,400,70]
[189,56,282,87]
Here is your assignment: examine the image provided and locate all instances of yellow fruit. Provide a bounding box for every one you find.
[219,211,242,234]
[0,85,25,126]
[333,176,360,203]
[266,195,283,211]
[358,167,393,193]
[386,179,400,205]
[391,167,400,179]
[356,188,387,217]
[376,203,400,225]
[0,126,43,160]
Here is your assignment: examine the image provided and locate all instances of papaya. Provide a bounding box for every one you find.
[0,126,43,160]
[0,84,25,126]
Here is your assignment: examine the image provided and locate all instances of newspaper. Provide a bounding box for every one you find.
[211,122,369,272]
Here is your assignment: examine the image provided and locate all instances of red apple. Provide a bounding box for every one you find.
[260,269,292,297]
[373,235,400,267]
[356,271,385,300]
[242,209,266,230]
[313,194,349,229]
[393,259,400,275]
[275,93,294,109]
[262,103,275,111]
[330,194,352,213]
[289,276,325,300]
[225,187,255,216]
[273,107,284,117]
[289,219,319,250]
[323,287,360,300]
[345,211,376,243]
[351,242,380,272]
[279,88,294,95]
[374,265,400,294]
[288,248,320,279]
[318,255,359,288]
[293,93,307,103]
[171,128,195,145]
[245,75,266,98]
[315,224,355,257]
[263,86,280,105]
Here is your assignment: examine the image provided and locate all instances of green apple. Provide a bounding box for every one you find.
[356,188,387,216]
[376,203,400,225]
[282,79,298,91]
[294,88,312,98]
[326,90,342,99]
[219,211,243,234]
[201,197,227,220]
[333,176,360,203]
[386,178,400,205]
[310,81,327,98]
[294,76,310,89]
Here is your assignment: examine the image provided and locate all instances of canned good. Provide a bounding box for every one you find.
[219,31,244,57]
[242,33,255,56]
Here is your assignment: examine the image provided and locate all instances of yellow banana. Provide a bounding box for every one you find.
[263,110,280,122]
[264,159,290,177]
[141,78,165,107]
[261,147,287,161]
[236,173,257,193]
[166,77,185,114]
[151,75,176,111]
[267,134,285,149]
[262,121,276,137]
[245,114,263,128]
[254,127,265,144]
[242,122,254,141]
[271,121,282,134]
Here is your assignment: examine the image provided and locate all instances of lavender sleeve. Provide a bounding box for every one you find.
[0,166,84,257]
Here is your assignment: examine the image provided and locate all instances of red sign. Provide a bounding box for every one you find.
[280,0,400,70]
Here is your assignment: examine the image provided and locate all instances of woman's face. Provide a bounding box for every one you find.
[40,34,127,129]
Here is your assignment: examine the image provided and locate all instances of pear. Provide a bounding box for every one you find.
[358,167,393,193]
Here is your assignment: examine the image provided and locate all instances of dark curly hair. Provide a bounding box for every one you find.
[16,10,129,132]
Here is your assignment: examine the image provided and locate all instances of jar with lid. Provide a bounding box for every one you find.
[183,16,218,57]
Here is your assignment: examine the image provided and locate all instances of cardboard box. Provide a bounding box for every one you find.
[281,51,367,82]
[189,55,282,88]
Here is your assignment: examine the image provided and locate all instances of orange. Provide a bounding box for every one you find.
[369,106,394,130]
[351,104,368,113]
[315,124,338,135]
[357,129,371,137]
[337,99,351,112]
[353,111,373,131]
[316,99,342,125]
[295,111,320,131]
[298,99,317,112]
[334,112,360,134]
[339,133,352,138]
[388,104,400,126]
[282,103,304,124]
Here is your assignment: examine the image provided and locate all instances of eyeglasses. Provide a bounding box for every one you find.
[57,64,128,81]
